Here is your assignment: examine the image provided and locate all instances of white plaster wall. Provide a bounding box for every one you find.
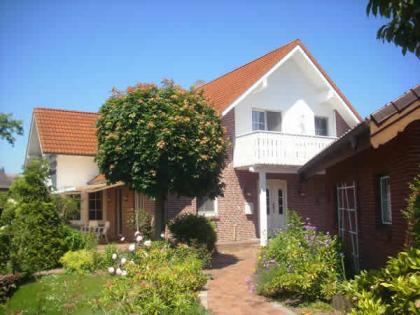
[234,58,337,137]
[55,155,99,191]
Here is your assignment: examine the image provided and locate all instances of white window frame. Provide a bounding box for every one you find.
[197,196,218,217]
[252,109,266,131]
[252,108,282,132]
[379,176,392,225]
[314,116,329,136]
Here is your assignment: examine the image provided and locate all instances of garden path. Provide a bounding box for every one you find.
[206,244,291,315]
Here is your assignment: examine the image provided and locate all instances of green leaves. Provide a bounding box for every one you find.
[344,248,420,314]
[96,80,228,199]
[0,113,23,146]
[366,0,420,57]
[256,211,342,301]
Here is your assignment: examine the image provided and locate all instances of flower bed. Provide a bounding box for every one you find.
[256,211,343,302]
[94,231,208,314]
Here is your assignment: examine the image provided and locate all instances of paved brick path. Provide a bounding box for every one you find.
[206,245,287,315]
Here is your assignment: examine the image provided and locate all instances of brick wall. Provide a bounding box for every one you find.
[106,187,155,241]
[324,120,420,269]
[267,173,329,231]
[335,110,351,137]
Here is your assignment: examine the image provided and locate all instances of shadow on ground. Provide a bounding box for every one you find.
[210,252,240,270]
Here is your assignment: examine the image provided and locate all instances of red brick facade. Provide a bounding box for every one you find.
[323,120,420,269]
[335,110,350,137]
[106,187,155,241]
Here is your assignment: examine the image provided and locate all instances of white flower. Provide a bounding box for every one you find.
[120,257,127,265]
[108,267,115,274]
[160,233,165,238]
[136,235,143,242]
[128,243,136,252]
[0,226,6,231]
[121,270,127,276]
[134,231,141,237]
[116,268,122,275]
[120,236,125,242]
[7,198,16,205]
[112,253,118,260]
[144,240,152,247]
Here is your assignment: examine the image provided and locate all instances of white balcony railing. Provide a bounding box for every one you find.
[233,131,336,168]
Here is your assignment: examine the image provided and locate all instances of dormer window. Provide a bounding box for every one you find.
[252,110,282,132]
[315,116,328,136]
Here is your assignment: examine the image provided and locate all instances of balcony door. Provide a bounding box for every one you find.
[267,179,287,236]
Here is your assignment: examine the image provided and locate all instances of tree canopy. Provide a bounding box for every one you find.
[367,0,420,57]
[0,113,23,145]
[96,80,228,236]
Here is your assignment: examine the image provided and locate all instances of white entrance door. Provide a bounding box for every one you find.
[266,180,287,236]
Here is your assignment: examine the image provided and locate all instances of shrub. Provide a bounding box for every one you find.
[7,159,65,273]
[169,213,217,252]
[127,209,153,240]
[0,272,25,302]
[62,224,96,251]
[256,211,342,302]
[0,227,11,274]
[97,244,120,270]
[343,247,420,314]
[98,239,207,314]
[60,249,100,274]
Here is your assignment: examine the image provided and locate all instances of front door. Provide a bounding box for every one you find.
[267,179,287,236]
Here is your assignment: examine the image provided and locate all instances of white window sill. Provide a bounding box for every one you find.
[198,212,218,218]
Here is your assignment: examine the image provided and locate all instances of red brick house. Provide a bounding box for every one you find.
[299,85,420,270]
[26,39,363,245]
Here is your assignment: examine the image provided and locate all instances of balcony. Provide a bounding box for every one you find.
[233,131,336,168]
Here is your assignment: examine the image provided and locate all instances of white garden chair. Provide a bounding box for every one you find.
[96,221,110,243]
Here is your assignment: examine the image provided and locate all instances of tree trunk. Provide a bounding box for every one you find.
[154,193,166,240]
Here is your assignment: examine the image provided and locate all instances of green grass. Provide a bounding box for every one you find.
[0,273,111,315]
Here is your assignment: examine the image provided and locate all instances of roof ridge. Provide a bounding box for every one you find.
[198,39,300,90]
[34,107,98,115]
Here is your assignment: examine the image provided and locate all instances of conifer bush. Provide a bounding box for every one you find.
[6,159,65,273]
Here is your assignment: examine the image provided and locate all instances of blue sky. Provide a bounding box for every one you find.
[0,0,419,173]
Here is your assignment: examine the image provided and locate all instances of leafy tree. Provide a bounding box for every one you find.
[6,159,64,273]
[367,0,420,57]
[96,80,227,238]
[0,113,23,145]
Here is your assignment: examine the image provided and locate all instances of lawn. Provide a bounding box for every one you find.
[0,273,110,315]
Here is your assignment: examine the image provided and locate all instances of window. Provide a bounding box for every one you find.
[267,111,282,131]
[252,110,265,130]
[379,176,392,224]
[197,196,217,215]
[278,189,284,214]
[68,193,81,221]
[89,191,103,220]
[252,110,282,131]
[315,116,328,136]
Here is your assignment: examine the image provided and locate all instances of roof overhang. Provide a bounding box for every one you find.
[370,100,420,149]
[57,181,124,194]
[298,121,371,180]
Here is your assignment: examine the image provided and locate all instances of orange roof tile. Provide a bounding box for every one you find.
[200,39,362,121]
[34,108,98,156]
